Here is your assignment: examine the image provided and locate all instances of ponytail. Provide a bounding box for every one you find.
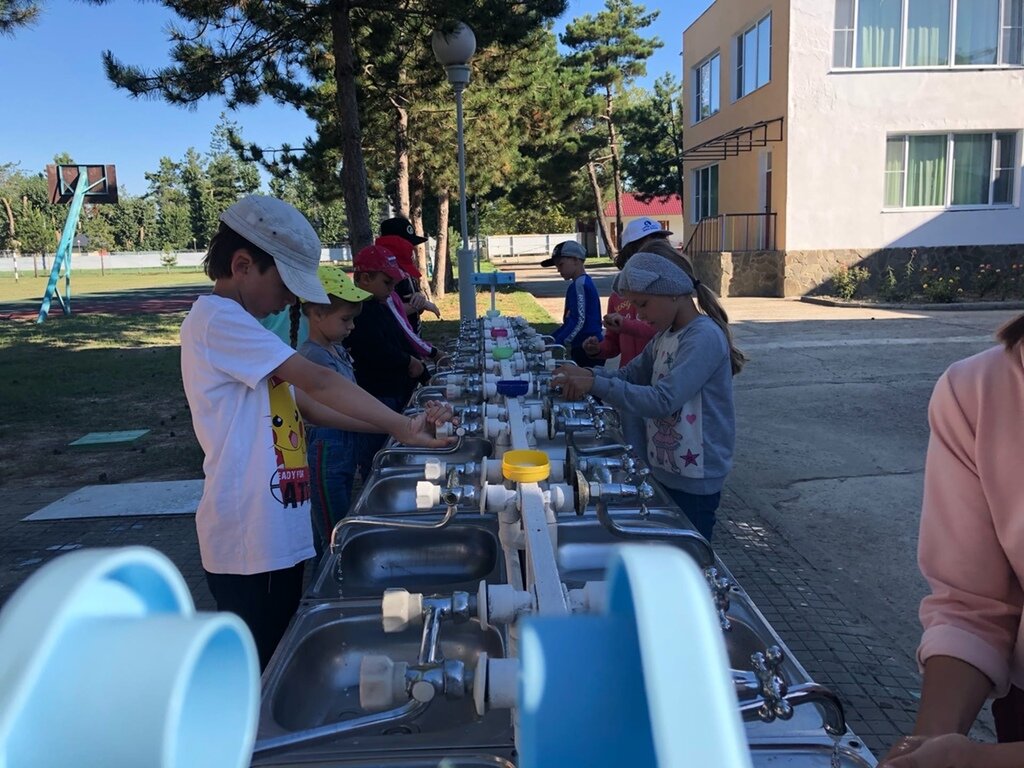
[288,301,301,349]
[998,312,1024,350]
[641,237,747,375]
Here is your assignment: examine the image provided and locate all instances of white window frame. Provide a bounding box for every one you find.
[735,13,772,100]
[693,164,720,223]
[882,131,1020,210]
[833,0,1024,71]
[693,52,721,124]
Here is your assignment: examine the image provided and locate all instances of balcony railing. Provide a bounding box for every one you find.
[684,212,778,254]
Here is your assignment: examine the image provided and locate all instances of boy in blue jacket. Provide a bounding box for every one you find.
[541,240,603,367]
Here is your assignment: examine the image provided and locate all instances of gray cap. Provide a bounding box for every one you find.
[541,240,587,267]
[220,195,329,304]
[612,251,695,296]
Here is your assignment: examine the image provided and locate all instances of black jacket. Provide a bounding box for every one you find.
[344,299,421,401]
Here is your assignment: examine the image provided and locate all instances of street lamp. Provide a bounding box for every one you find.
[432,22,477,323]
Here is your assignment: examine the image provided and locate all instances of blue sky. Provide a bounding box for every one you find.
[0,0,709,195]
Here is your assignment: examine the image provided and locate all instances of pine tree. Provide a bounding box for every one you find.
[561,0,661,257]
[619,75,684,201]
[0,0,38,35]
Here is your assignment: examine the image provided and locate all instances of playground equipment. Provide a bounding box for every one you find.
[36,164,118,324]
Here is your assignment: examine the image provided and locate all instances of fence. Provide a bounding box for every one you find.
[685,213,778,254]
[0,247,353,273]
[486,233,580,258]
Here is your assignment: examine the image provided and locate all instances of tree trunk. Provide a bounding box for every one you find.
[605,85,624,256]
[393,71,411,218]
[410,169,432,302]
[586,162,615,258]
[431,191,450,298]
[331,1,372,252]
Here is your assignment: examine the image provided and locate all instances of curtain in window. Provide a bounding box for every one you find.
[709,165,719,217]
[955,0,999,64]
[1002,0,1024,64]
[952,134,992,205]
[906,135,947,206]
[858,0,903,67]
[993,132,1018,203]
[906,0,950,65]
[885,137,906,206]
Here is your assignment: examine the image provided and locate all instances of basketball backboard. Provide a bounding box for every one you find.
[46,164,118,205]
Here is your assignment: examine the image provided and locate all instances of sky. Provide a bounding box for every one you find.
[0,0,709,196]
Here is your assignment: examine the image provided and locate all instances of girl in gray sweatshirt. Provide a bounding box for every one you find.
[552,252,738,542]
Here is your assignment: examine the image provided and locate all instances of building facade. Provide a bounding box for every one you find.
[683,0,1024,296]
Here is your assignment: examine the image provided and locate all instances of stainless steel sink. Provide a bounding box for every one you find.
[349,468,479,518]
[554,509,708,584]
[252,752,514,767]
[749,742,876,767]
[372,438,494,471]
[307,518,504,600]
[259,602,513,754]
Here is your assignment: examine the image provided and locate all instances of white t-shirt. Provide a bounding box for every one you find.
[181,294,315,574]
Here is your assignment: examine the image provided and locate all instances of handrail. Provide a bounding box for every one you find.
[684,212,778,255]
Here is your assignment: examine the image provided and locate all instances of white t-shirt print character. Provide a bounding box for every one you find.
[267,375,311,508]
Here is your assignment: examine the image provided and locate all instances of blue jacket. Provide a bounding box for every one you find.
[553,274,603,348]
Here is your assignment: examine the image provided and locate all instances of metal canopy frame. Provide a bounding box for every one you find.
[681,116,784,163]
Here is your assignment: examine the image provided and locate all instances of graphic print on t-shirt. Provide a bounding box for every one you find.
[268,376,310,508]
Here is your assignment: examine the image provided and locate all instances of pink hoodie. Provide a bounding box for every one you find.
[918,344,1024,697]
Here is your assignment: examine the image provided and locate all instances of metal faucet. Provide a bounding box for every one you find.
[592,499,715,569]
[704,566,733,631]
[736,646,848,737]
[370,436,469,472]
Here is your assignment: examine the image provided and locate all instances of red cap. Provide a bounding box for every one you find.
[353,245,404,282]
[375,235,422,279]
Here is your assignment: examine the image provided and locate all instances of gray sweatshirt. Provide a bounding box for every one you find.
[589,315,735,495]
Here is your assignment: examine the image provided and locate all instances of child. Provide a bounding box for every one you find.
[180,195,450,669]
[551,252,736,542]
[541,240,603,367]
[377,215,440,336]
[344,244,431,475]
[296,264,372,560]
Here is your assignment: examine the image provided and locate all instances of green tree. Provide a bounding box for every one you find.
[179,147,213,249]
[17,204,55,258]
[561,0,661,257]
[90,0,566,252]
[0,0,39,35]
[618,74,684,200]
[146,157,191,249]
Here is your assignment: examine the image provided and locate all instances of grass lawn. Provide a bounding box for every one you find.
[1,285,555,490]
[0,268,209,303]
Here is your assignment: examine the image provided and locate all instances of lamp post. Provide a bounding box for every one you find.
[432,22,477,323]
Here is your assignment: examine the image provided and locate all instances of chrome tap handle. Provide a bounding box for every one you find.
[750,646,792,723]
[704,566,732,631]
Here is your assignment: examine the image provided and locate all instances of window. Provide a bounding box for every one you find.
[884,132,1019,208]
[694,54,720,122]
[694,165,719,222]
[736,14,771,99]
[834,0,1024,68]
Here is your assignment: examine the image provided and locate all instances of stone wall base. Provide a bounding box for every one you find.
[693,245,1024,297]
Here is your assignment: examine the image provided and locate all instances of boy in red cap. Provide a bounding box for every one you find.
[345,245,432,475]
[376,215,439,336]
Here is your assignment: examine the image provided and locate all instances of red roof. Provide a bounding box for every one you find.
[603,192,683,218]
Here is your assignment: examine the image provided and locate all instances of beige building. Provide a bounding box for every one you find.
[683,0,1024,296]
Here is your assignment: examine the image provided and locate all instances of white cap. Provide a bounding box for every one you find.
[620,217,672,249]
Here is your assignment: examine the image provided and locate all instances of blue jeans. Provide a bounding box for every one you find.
[663,487,721,543]
[355,395,403,481]
[307,427,358,560]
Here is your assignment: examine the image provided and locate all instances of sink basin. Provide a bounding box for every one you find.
[252,752,515,767]
[259,602,513,755]
[350,469,479,518]
[373,439,494,471]
[749,742,875,767]
[554,509,709,585]
[307,518,505,600]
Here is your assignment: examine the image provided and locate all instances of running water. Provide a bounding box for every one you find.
[830,733,843,768]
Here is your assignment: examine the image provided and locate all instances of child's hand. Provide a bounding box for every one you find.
[409,293,428,311]
[425,300,441,317]
[423,399,456,427]
[408,357,426,378]
[582,336,601,357]
[394,413,457,448]
[551,365,595,400]
[603,312,624,332]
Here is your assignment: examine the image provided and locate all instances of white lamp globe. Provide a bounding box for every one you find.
[432,23,477,66]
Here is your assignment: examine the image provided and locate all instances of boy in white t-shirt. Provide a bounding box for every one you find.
[180,195,451,669]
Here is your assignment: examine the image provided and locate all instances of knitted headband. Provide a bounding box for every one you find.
[611,251,695,296]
